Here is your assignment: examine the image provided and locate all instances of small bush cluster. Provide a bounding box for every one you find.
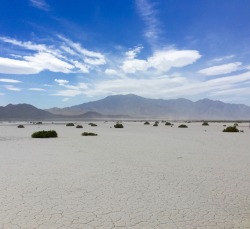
[178,124,188,128]
[165,122,172,126]
[114,123,123,128]
[17,125,25,128]
[88,123,97,127]
[202,122,209,126]
[223,126,239,132]
[144,121,150,125]
[153,122,158,127]
[66,123,75,126]
[76,125,83,128]
[31,130,58,138]
[82,132,97,136]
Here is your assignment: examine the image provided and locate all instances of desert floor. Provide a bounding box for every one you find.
[0,121,250,229]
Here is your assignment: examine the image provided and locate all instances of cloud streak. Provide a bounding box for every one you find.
[29,0,49,11]
[136,0,161,47]
[0,78,22,83]
[198,62,242,76]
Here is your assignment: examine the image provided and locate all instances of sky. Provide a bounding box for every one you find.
[1,0,250,108]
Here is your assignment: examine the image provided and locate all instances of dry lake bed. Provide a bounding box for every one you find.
[0,121,250,229]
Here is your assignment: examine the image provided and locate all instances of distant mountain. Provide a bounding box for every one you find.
[0,104,55,120]
[46,94,250,120]
[0,104,130,121]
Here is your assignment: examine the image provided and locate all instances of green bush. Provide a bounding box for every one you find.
[82,132,97,136]
[114,123,123,128]
[178,124,188,128]
[144,121,150,125]
[76,125,83,128]
[223,126,239,132]
[202,122,209,126]
[153,123,158,127]
[66,123,74,126]
[165,122,172,126]
[31,130,58,138]
[17,125,25,128]
[88,123,97,127]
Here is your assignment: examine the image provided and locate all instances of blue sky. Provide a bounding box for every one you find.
[1,0,250,108]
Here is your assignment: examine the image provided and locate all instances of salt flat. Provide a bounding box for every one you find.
[0,121,250,229]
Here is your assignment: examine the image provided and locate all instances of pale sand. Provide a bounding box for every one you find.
[0,122,250,228]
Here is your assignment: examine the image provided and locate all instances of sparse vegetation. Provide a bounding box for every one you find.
[31,130,58,138]
[82,132,97,136]
[76,125,83,128]
[114,123,123,128]
[178,124,188,128]
[88,123,97,127]
[153,122,158,127]
[66,123,75,126]
[17,125,24,128]
[35,122,43,125]
[223,126,239,132]
[165,122,172,126]
[202,122,209,126]
[144,121,150,125]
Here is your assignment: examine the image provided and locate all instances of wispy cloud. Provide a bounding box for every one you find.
[0,78,22,83]
[29,88,46,91]
[29,0,49,11]
[136,0,161,47]
[0,36,106,74]
[4,85,21,91]
[198,62,242,76]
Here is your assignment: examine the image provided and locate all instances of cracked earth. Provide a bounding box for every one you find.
[0,122,250,228]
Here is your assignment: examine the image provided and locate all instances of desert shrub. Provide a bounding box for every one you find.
[17,125,25,128]
[223,126,239,132]
[165,122,172,126]
[144,121,150,125]
[234,123,239,126]
[88,123,97,127]
[66,123,74,126]
[202,122,209,126]
[114,123,123,128]
[31,130,58,138]
[178,124,188,128]
[76,125,83,128]
[82,132,97,136]
[36,122,43,125]
[155,121,159,124]
[153,122,158,127]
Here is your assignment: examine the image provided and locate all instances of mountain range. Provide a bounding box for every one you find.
[1,94,250,120]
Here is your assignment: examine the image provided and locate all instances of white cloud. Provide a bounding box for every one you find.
[121,59,148,73]
[148,49,201,72]
[4,85,21,91]
[29,0,49,11]
[52,90,82,97]
[198,62,242,76]
[29,88,46,91]
[0,57,40,74]
[55,79,69,86]
[105,69,118,75]
[24,52,75,73]
[125,46,143,59]
[121,49,201,73]
[0,36,106,74]
[0,78,22,83]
